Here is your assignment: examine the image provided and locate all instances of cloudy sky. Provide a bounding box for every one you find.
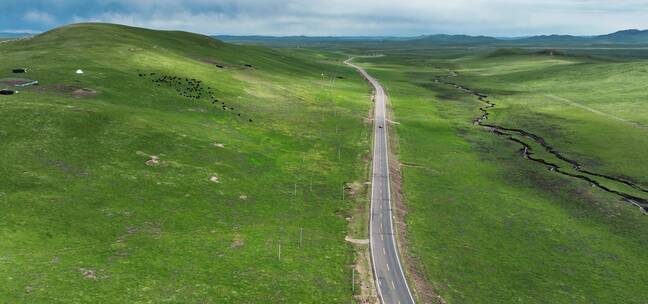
[3,0,648,36]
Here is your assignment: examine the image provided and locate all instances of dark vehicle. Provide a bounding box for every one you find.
[0,89,17,95]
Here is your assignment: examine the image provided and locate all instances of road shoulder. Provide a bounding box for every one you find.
[383,76,447,304]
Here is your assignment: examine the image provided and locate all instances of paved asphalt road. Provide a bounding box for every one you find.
[345,58,415,304]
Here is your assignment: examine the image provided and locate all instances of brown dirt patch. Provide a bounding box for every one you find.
[355,246,379,304]
[345,236,369,245]
[34,84,98,98]
[346,181,364,198]
[230,232,245,249]
[79,268,97,280]
[145,155,161,166]
[72,88,97,98]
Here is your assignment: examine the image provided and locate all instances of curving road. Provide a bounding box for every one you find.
[345,58,415,304]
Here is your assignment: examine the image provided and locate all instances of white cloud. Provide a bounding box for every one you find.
[23,11,56,25]
[23,1,648,36]
[0,29,41,34]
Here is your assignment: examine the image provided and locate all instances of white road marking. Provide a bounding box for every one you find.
[345,57,415,304]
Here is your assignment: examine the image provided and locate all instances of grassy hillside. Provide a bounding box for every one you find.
[0,23,373,303]
[354,50,648,303]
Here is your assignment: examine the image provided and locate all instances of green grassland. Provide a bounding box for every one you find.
[354,50,648,303]
[0,23,373,303]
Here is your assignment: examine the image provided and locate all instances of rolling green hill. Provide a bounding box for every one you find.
[0,23,373,303]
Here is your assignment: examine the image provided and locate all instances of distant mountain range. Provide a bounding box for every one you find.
[506,29,648,45]
[215,29,648,47]
[3,28,648,45]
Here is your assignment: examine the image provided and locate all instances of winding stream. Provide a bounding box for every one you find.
[434,72,648,213]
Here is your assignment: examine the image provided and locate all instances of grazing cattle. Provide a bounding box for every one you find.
[141,72,249,119]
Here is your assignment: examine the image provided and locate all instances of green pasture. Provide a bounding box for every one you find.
[0,23,372,303]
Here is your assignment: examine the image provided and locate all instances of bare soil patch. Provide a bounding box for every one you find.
[72,88,98,98]
[346,181,363,198]
[34,84,98,98]
[145,155,161,166]
[79,268,97,280]
[345,236,369,245]
[355,246,379,304]
[230,232,245,249]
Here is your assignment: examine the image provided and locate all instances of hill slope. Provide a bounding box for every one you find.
[0,23,372,303]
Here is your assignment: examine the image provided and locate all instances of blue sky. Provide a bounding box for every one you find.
[3,0,648,36]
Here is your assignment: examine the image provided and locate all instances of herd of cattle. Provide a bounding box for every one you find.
[138,72,253,122]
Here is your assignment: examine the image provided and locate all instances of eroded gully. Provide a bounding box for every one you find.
[434,71,648,214]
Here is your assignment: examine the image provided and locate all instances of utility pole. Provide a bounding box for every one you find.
[352,269,355,293]
[278,243,281,261]
[294,183,297,196]
[300,228,303,248]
